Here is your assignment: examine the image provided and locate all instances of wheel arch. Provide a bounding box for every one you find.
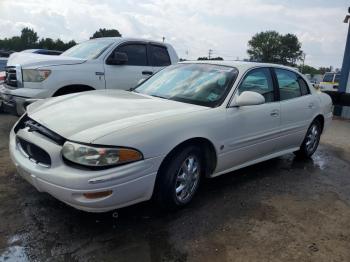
[313,114,325,133]
[53,84,95,97]
[158,137,218,178]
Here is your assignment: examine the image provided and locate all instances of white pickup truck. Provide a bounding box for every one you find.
[0,37,178,115]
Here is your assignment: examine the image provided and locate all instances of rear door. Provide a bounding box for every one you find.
[273,68,318,150]
[104,42,152,90]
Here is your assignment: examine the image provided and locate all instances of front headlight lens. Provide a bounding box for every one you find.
[62,142,143,167]
[22,69,51,82]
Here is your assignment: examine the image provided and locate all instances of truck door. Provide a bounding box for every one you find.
[104,42,153,90]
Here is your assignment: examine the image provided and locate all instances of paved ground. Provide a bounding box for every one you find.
[0,113,350,262]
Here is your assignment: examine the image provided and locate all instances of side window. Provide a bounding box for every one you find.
[238,68,275,103]
[334,74,340,83]
[275,69,303,101]
[149,45,171,66]
[116,44,147,66]
[298,77,310,96]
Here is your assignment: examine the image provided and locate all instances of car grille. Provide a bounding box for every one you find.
[14,115,66,145]
[4,66,17,87]
[17,137,51,167]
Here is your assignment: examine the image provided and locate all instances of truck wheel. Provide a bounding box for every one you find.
[154,146,203,209]
[53,86,94,97]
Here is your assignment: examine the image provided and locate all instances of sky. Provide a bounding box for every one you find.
[0,0,349,68]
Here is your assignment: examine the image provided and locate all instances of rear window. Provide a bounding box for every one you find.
[149,45,171,67]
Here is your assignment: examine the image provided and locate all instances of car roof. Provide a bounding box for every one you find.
[89,37,168,46]
[179,60,300,73]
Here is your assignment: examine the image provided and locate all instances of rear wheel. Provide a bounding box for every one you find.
[154,146,203,209]
[295,120,322,158]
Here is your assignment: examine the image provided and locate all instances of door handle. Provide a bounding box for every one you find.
[270,110,279,117]
[308,103,314,109]
[142,71,153,76]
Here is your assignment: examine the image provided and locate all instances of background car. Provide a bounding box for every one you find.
[0,57,7,71]
[9,61,332,212]
[319,72,341,91]
[0,37,178,115]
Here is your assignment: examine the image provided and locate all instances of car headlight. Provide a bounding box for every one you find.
[22,69,51,82]
[62,142,143,168]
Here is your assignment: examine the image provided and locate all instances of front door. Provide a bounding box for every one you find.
[104,43,153,90]
[221,67,281,172]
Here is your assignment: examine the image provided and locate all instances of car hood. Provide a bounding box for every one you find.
[27,90,207,143]
[7,52,86,68]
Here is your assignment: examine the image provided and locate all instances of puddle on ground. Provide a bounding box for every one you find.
[0,234,29,262]
[0,246,29,262]
[312,153,327,170]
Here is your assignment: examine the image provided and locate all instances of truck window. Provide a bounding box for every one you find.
[149,45,171,67]
[334,74,340,83]
[117,44,147,66]
[323,73,334,82]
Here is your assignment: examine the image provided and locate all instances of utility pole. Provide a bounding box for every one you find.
[208,49,213,60]
[162,36,165,43]
[301,53,306,74]
[339,7,350,118]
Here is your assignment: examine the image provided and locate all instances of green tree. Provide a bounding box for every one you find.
[20,27,38,49]
[90,28,122,39]
[280,33,303,65]
[0,28,76,52]
[197,56,224,60]
[318,66,332,75]
[247,31,303,66]
[297,64,320,76]
[38,38,55,50]
[211,56,223,60]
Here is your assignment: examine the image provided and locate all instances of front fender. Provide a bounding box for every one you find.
[92,108,227,160]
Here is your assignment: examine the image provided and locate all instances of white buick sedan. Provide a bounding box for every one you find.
[10,61,332,212]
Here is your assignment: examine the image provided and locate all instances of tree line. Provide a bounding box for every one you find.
[0,27,122,54]
[247,31,334,75]
[0,28,335,75]
[193,31,334,75]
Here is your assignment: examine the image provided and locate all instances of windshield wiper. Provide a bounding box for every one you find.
[129,87,138,92]
[150,94,168,99]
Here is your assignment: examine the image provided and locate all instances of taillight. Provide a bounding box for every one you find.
[0,73,5,82]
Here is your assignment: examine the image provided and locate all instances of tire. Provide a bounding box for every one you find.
[154,146,203,209]
[295,119,322,158]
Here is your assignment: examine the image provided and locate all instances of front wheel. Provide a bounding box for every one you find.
[154,146,203,209]
[295,120,322,158]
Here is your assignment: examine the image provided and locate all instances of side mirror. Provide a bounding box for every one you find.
[232,91,265,107]
[107,52,128,65]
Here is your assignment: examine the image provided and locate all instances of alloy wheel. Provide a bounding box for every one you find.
[305,123,320,154]
[175,155,200,203]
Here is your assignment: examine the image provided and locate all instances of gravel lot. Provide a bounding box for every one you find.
[0,113,350,262]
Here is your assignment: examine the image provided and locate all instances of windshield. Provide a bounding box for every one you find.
[135,64,238,107]
[323,73,334,82]
[61,39,115,59]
